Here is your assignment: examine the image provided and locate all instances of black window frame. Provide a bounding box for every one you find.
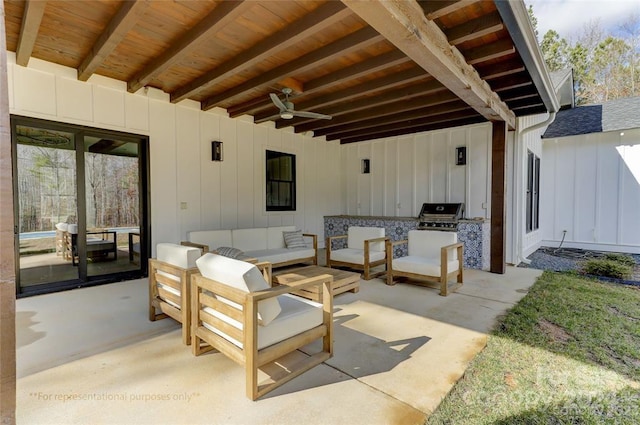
[526,150,540,233]
[265,150,296,212]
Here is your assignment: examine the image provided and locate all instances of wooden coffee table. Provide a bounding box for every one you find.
[272,265,360,301]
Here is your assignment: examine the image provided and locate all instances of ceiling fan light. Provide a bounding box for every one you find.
[280,112,294,119]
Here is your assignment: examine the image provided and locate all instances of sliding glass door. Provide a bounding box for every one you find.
[12,116,150,296]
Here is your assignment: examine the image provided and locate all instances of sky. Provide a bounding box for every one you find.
[525,0,640,41]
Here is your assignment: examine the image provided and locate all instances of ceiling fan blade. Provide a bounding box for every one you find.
[291,110,332,120]
[269,93,287,111]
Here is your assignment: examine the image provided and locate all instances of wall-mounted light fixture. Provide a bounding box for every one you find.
[456,146,466,165]
[212,141,223,161]
[361,158,370,174]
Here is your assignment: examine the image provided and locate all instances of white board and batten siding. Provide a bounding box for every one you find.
[342,124,492,220]
[6,53,343,254]
[542,128,640,254]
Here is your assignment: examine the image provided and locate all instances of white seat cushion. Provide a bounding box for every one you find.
[188,230,232,251]
[245,248,315,265]
[157,243,201,269]
[196,253,281,326]
[267,226,296,249]
[154,243,202,305]
[408,230,458,260]
[392,256,460,277]
[330,248,386,265]
[347,227,385,252]
[233,228,268,251]
[203,294,322,350]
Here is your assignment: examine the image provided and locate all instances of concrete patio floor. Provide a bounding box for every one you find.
[16,266,542,424]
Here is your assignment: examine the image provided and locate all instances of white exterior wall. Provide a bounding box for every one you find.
[6,54,343,254]
[341,124,493,219]
[509,114,549,264]
[542,128,640,253]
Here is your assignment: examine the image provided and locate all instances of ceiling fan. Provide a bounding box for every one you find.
[269,88,332,120]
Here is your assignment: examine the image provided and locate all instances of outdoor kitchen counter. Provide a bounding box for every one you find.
[324,215,490,270]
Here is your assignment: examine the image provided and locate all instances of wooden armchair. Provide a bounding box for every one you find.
[326,226,388,280]
[386,230,464,296]
[149,243,202,345]
[191,253,333,400]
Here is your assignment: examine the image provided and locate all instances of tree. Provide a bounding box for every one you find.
[540,30,568,71]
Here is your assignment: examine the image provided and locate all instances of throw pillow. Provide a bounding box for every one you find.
[283,230,306,249]
[215,246,244,259]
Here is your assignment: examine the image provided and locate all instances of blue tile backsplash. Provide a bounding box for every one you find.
[324,215,490,270]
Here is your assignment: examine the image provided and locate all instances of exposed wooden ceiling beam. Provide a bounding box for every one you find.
[227,49,410,117]
[498,86,540,102]
[320,101,471,139]
[277,79,449,129]
[327,109,479,141]
[201,27,383,111]
[16,0,46,66]
[254,66,428,123]
[445,11,504,45]
[292,90,459,133]
[170,2,350,104]
[78,0,150,81]
[476,58,525,80]
[342,0,515,128]
[464,38,515,65]
[339,115,487,144]
[507,96,544,110]
[419,0,476,20]
[128,0,250,93]
[491,72,533,91]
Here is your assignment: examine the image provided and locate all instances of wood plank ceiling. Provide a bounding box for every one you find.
[3,0,550,144]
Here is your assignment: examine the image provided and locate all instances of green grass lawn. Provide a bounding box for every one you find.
[427,271,640,424]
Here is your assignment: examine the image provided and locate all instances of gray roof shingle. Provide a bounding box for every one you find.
[542,96,640,138]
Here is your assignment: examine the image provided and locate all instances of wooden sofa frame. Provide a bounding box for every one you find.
[385,239,464,296]
[191,272,333,400]
[325,234,389,280]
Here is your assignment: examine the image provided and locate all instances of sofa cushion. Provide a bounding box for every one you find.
[408,230,458,260]
[245,248,315,265]
[203,294,322,350]
[233,228,267,251]
[330,248,386,265]
[283,229,306,249]
[392,255,460,277]
[267,226,296,249]
[196,253,281,326]
[347,227,385,252]
[188,230,232,251]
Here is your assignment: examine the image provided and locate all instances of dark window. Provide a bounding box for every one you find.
[266,150,296,211]
[526,150,540,233]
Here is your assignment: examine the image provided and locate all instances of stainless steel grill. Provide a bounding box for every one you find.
[417,203,465,231]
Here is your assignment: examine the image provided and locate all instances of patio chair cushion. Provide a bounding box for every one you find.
[392,256,460,277]
[155,243,201,307]
[408,230,458,260]
[283,229,307,249]
[157,243,201,269]
[329,248,386,265]
[347,227,385,252]
[203,294,322,350]
[196,253,281,326]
